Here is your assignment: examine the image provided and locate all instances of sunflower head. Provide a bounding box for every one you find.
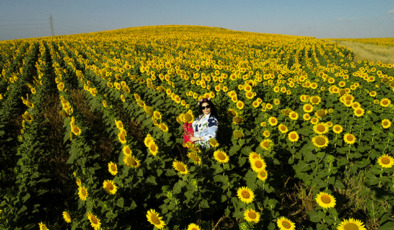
[187,152,202,165]
[103,180,117,195]
[108,162,118,176]
[123,155,140,168]
[146,209,166,229]
[251,159,266,172]
[268,117,278,126]
[62,211,72,223]
[377,154,394,168]
[333,125,343,134]
[214,150,229,164]
[209,138,219,148]
[173,160,189,175]
[233,130,244,138]
[237,187,255,204]
[337,218,366,230]
[312,135,329,148]
[277,217,295,230]
[344,133,356,145]
[233,116,243,125]
[288,131,299,142]
[257,169,268,181]
[315,192,336,209]
[244,209,260,223]
[260,139,273,150]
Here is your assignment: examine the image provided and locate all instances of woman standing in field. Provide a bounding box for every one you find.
[188,98,219,149]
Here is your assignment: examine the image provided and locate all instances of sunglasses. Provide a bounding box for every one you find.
[201,105,211,110]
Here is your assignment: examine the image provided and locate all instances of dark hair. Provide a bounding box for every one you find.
[198,100,219,123]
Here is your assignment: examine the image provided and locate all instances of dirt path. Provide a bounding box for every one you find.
[326,40,394,64]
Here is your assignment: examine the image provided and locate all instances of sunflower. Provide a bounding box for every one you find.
[78,186,88,201]
[227,109,238,117]
[260,139,273,150]
[310,117,319,125]
[76,178,81,186]
[351,102,361,109]
[337,218,366,230]
[303,104,314,113]
[148,141,159,156]
[187,152,202,165]
[187,223,201,230]
[86,212,101,229]
[146,209,166,229]
[382,119,391,129]
[268,117,278,126]
[214,150,229,164]
[288,131,299,142]
[248,152,261,163]
[303,114,311,120]
[124,154,140,168]
[103,180,117,195]
[237,187,255,204]
[209,138,219,148]
[313,123,329,135]
[173,160,189,175]
[182,113,194,124]
[257,169,268,181]
[108,162,118,176]
[62,211,72,223]
[377,154,394,168]
[312,135,329,148]
[332,125,343,134]
[244,209,260,223]
[72,126,81,136]
[118,132,127,144]
[289,111,299,120]
[233,116,243,125]
[310,96,321,105]
[344,133,356,145]
[315,109,327,118]
[278,124,288,134]
[159,123,169,132]
[144,134,154,147]
[380,98,391,107]
[354,108,365,117]
[236,101,245,110]
[38,222,49,230]
[233,130,244,138]
[277,217,295,230]
[153,111,162,120]
[122,145,132,156]
[315,192,336,209]
[251,158,266,172]
[260,121,267,127]
[263,130,270,138]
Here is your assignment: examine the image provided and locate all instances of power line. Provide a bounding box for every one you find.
[0,19,47,21]
[0,23,49,26]
[1,28,48,30]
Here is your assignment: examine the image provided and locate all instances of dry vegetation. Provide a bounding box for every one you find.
[328,40,394,64]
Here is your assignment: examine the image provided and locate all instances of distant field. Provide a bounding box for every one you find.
[1,26,394,230]
[327,40,394,65]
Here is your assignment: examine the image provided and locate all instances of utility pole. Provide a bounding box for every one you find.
[50,14,55,36]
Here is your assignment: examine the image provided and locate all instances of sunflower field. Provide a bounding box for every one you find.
[1,25,394,230]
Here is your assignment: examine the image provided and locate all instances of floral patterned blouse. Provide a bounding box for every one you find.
[192,113,219,149]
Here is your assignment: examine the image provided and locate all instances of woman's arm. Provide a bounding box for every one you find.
[199,117,219,141]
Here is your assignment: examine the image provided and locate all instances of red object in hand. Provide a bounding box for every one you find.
[183,122,194,146]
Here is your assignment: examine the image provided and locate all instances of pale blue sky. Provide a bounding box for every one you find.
[1,0,393,41]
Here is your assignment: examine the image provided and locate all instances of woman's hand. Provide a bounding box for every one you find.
[189,136,202,142]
